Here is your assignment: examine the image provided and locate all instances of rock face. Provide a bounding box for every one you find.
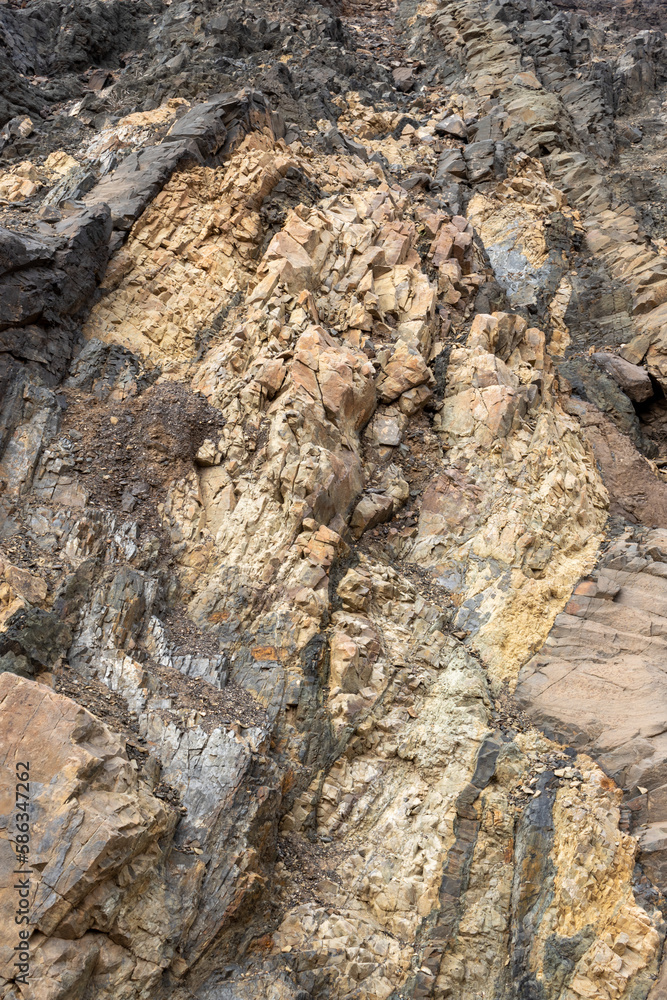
[2,0,667,997]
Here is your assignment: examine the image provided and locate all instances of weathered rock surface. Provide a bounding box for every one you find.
[2,0,667,996]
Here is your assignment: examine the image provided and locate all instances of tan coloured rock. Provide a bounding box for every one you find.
[516,527,667,823]
[84,136,301,361]
[255,357,287,397]
[397,383,433,415]
[409,312,607,681]
[0,161,42,201]
[4,565,47,605]
[291,326,376,432]
[0,674,174,996]
[350,493,394,538]
[337,567,373,611]
[376,340,433,403]
[526,758,660,998]
[2,13,666,998]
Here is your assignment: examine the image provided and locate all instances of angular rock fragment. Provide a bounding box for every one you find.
[435,147,468,181]
[350,493,394,538]
[592,351,653,402]
[376,340,433,402]
[1,0,667,997]
[393,66,415,92]
[434,114,468,140]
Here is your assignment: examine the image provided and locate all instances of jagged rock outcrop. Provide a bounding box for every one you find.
[2,0,667,997]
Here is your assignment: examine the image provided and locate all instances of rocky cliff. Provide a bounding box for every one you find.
[1,0,667,997]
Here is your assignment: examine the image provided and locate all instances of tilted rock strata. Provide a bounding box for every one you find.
[1,0,667,997]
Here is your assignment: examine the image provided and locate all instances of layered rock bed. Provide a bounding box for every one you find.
[2,0,667,997]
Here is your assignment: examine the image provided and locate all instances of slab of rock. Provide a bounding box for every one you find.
[0,673,173,987]
[435,148,468,181]
[366,411,405,446]
[84,142,200,231]
[558,356,645,447]
[463,139,496,183]
[350,493,394,538]
[393,66,415,92]
[434,114,468,140]
[323,126,368,162]
[0,207,111,378]
[0,608,71,673]
[564,397,667,527]
[163,95,230,157]
[512,71,542,89]
[592,350,653,402]
[516,528,667,891]
[3,564,46,604]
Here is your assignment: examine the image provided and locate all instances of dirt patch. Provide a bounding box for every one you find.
[142,653,270,736]
[160,604,223,658]
[55,660,138,736]
[61,380,224,526]
[276,831,351,908]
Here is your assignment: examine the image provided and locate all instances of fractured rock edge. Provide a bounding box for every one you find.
[1,0,667,998]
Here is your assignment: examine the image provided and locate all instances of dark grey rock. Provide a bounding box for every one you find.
[0,608,71,670]
[84,142,201,230]
[322,127,368,162]
[558,356,646,447]
[400,171,433,191]
[592,351,653,402]
[163,95,232,157]
[434,114,468,140]
[463,139,496,182]
[436,148,467,181]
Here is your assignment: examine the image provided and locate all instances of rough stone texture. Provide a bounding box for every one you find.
[2,0,667,997]
[516,525,667,892]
